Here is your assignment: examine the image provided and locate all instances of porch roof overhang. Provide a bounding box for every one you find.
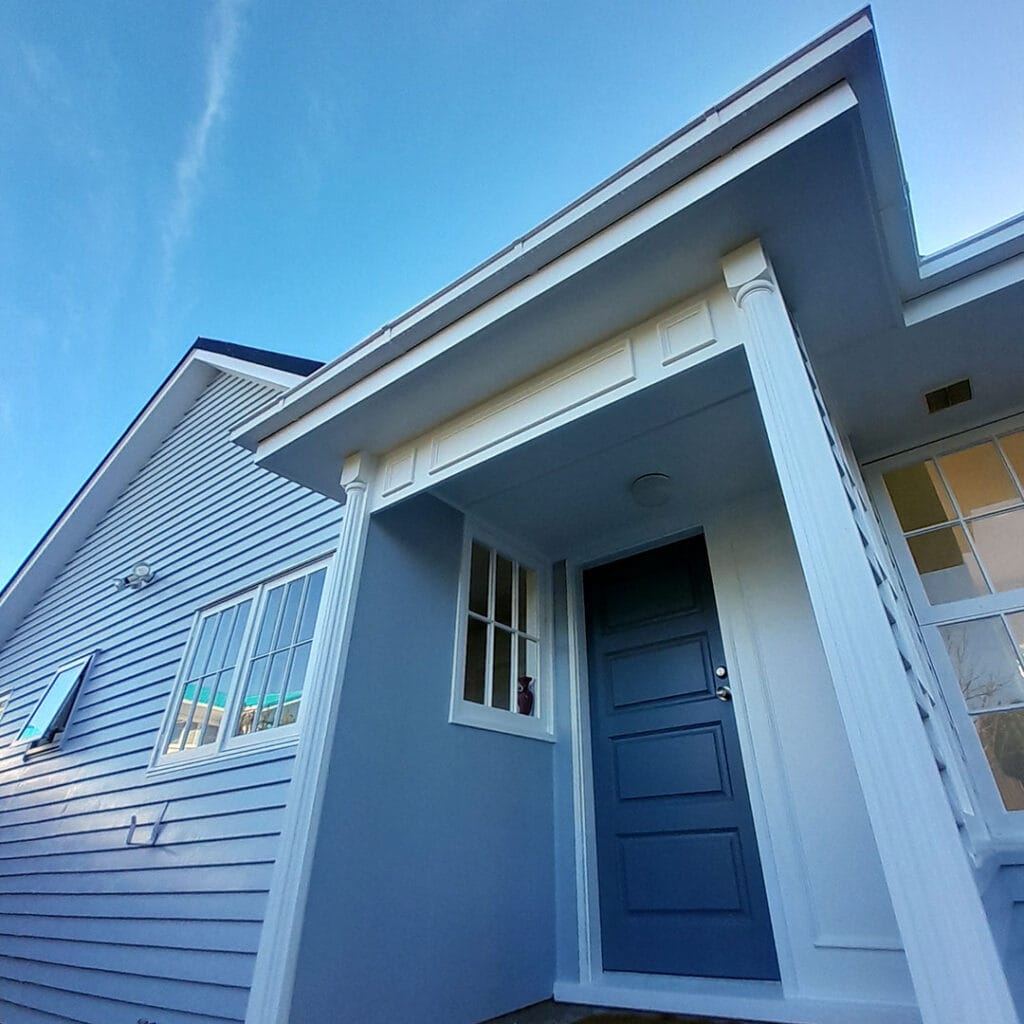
[233,10,1024,502]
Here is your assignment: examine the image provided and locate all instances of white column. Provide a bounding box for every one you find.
[245,452,376,1024]
[722,241,1016,1024]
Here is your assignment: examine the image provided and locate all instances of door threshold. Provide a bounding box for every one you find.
[554,977,920,1024]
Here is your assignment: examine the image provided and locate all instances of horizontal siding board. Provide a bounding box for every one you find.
[0,957,248,1020]
[0,781,290,846]
[0,751,295,820]
[0,934,255,986]
[0,371,336,1021]
[0,808,286,859]
[0,862,274,895]
[0,890,266,921]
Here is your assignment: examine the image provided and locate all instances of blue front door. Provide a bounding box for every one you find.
[583,535,779,980]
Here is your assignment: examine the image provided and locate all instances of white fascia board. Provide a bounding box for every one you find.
[247,82,859,467]
[233,12,875,452]
[903,251,1024,326]
[192,349,309,390]
[0,350,301,650]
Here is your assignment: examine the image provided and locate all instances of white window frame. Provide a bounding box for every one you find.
[449,522,554,742]
[867,410,1024,834]
[12,653,96,750]
[149,555,332,775]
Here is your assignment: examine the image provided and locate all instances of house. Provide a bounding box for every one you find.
[2,9,1024,1024]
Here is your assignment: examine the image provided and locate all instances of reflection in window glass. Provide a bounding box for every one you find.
[495,554,514,626]
[968,509,1024,594]
[938,617,1024,712]
[939,442,1021,519]
[1000,432,1024,488]
[907,527,988,604]
[883,462,955,532]
[975,710,1024,812]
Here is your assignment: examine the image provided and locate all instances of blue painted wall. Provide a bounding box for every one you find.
[0,372,344,1024]
[290,495,556,1023]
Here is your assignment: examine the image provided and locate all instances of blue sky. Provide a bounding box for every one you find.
[2,0,1022,589]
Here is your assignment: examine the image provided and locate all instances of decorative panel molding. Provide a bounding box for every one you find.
[428,337,636,474]
[370,285,742,511]
[380,448,416,497]
[659,302,716,366]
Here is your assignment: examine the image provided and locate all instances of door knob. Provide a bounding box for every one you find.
[716,686,732,702]
[715,666,728,679]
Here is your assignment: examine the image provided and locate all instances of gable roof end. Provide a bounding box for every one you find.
[0,340,324,649]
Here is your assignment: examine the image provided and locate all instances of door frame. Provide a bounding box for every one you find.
[563,517,796,1002]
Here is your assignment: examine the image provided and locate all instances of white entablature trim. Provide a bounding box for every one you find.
[371,288,741,511]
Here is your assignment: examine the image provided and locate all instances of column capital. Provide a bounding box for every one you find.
[340,451,376,494]
[721,239,775,304]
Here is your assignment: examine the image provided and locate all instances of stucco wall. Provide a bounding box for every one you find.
[290,495,555,1023]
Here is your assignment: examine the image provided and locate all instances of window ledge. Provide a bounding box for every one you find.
[147,730,300,779]
[449,702,554,743]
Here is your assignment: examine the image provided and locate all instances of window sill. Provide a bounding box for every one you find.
[147,730,301,779]
[449,702,554,742]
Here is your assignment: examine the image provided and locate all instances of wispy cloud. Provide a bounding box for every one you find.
[160,0,245,291]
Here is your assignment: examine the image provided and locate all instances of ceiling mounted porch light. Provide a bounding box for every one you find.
[630,473,672,508]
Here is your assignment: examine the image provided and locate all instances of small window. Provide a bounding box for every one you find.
[154,560,329,769]
[450,534,550,740]
[15,654,95,748]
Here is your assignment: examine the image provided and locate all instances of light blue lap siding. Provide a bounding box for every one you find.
[0,372,343,1024]
[290,495,556,1024]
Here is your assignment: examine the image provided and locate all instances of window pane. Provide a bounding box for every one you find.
[938,617,1024,712]
[237,655,271,735]
[464,617,487,704]
[518,566,537,635]
[495,554,514,626]
[187,614,220,680]
[297,569,326,642]
[883,461,955,532]
[201,669,233,745]
[275,580,304,650]
[1000,432,1024,490]
[469,543,490,617]
[938,442,1021,518]
[968,509,1024,594]
[280,642,312,726]
[518,637,539,716]
[974,710,1024,811]
[17,663,88,744]
[254,587,284,656]
[1007,612,1024,664]
[492,627,512,710]
[907,526,988,603]
[204,609,237,679]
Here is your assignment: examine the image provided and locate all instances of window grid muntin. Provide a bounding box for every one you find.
[888,431,1024,604]
[464,542,539,715]
[157,558,329,766]
[236,569,324,736]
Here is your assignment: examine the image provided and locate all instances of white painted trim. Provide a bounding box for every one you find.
[247,84,856,466]
[370,290,738,512]
[903,252,1024,326]
[554,978,920,1024]
[447,518,554,741]
[191,349,309,390]
[722,239,1017,1024]
[245,452,377,1024]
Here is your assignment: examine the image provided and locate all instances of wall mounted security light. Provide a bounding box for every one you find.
[113,562,155,592]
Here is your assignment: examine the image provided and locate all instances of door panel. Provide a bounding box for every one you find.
[584,535,779,980]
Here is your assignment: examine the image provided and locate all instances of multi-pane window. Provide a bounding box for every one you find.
[158,561,328,765]
[880,427,1024,812]
[452,537,549,738]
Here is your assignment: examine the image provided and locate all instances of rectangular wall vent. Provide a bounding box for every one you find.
[925,378,972,414]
